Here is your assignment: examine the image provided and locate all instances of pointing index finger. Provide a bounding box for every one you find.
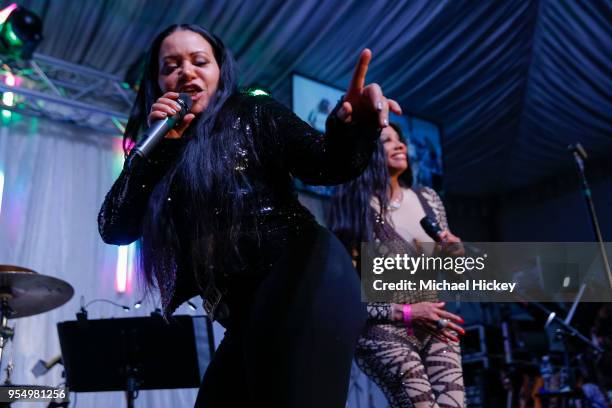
[348,49,371,95]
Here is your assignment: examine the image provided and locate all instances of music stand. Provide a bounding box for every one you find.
[57,314,214,407]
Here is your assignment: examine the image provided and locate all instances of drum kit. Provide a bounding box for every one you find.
[0,264,73,405]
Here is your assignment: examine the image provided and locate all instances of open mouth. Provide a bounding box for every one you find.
[179,84,204,99]
[391,153,407,160]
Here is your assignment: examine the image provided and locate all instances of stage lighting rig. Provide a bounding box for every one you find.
[0,3,43,60]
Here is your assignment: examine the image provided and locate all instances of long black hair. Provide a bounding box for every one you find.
[328,123,412,250]
[124,24,255,309]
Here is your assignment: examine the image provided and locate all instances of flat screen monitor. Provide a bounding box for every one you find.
[292,73,444,195]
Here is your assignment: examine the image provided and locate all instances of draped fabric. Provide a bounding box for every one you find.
[0,115,211,407]
[7,0,609,194]
[511,0,612,189]
[0,1,610,407]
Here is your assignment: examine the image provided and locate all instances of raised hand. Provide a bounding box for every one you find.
[337,49,402,128]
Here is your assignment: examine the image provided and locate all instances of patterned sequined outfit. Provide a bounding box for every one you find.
[98,93,376,407]
[356,187,465,408]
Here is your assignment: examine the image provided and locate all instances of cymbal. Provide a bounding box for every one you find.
[0,265,74,318]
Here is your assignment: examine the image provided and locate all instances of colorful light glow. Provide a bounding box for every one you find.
[111,117,125,135]
[2,72,17,120]
[112,136,129,178]
[116,246,128,293]
[112,136,136,294]
[4,22,21,47]
[0,4,17,25]
[4,73,15,87]
[2,92,13,106]
[248,88,269,96]
[115,243,136,293]
[0,171,4,216]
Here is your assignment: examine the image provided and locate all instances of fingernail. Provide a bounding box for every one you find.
[376,101,383,111]
[383,118,388,126]
[161,112,167,117]
[169,109,177,115]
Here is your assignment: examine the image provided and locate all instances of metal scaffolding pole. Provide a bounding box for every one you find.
[0,52,137,134]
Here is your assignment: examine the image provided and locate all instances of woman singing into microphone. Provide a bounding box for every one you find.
[329,123,466,408]
[98,24,401,407]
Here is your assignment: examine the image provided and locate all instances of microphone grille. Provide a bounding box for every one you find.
[177,93,193,117]
[420,216,442,242]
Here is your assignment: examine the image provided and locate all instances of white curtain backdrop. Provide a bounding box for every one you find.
[0,113,386,407]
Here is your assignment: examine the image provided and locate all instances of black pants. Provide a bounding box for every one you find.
[195,225,366,407]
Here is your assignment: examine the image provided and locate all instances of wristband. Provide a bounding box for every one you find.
[402,304,414,336]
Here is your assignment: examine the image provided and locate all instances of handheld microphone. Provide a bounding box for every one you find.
[421,215,481,255]
[125,92,192,171]
[420,216,443,242]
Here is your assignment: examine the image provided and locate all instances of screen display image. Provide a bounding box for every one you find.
[292,73,444,195]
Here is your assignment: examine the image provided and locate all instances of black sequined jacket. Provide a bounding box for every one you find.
[98,94,379,316]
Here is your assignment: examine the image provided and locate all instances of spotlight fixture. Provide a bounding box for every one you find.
[0,4,43,59]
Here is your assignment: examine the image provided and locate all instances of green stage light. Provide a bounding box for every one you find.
[249,89,269,96]
[245,86,271,97]
[0,5,43,59]
[5,22,22,47]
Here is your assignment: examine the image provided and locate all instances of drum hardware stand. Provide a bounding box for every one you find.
[0,265,74,406]
[0,294,15,374]
[3,362,12,386]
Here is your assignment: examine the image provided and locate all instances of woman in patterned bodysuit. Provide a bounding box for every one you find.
[329,123,466,408]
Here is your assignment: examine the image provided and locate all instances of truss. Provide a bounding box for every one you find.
[0,53,136,134]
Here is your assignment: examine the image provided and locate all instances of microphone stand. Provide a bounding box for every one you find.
[510,146,609,399]
[564,144,612,327]
[519,145,609,393]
